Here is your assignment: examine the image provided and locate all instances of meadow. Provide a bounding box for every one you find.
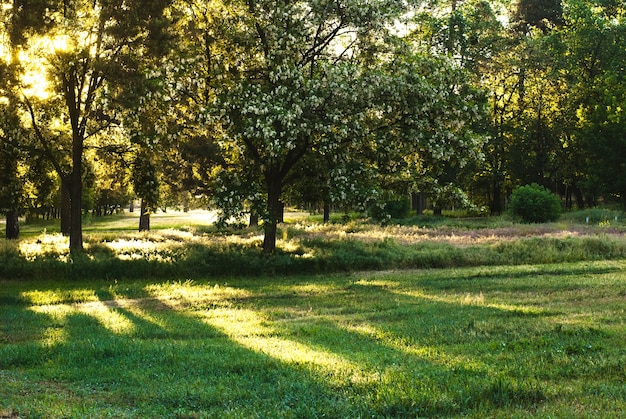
[1,210,626,417]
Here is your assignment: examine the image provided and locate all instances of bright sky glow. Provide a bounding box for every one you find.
[17,33,73,99]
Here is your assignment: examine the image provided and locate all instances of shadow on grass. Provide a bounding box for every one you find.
[3,270,624,417]
[0,285,387,417]
[237,279,552,416]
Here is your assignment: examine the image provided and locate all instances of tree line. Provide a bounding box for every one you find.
[0,0,625,253]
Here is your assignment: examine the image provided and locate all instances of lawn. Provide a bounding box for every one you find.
[2,260,625,418]
[1,211,626,417]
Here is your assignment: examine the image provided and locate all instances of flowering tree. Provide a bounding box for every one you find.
[167,0,487,252]
[163,0,395,252]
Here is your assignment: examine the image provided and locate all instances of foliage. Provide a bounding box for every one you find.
[131,153,160,213]
[369,198,411,222]
[508,184,562,223]
[2,0,626,251]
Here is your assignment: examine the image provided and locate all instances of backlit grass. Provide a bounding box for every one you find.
[5,211,626,280]
[2,261,626,417]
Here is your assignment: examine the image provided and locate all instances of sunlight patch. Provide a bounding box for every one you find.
[21,289,97,305]
[391,288,543,315]
[339,321,486,372]
[28,300,136,335]
[18,234,69,262]
[203,308,373,385]
[145,281,253,308]
[77,302,136,335]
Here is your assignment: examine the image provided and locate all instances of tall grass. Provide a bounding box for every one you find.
[3,218,626,280]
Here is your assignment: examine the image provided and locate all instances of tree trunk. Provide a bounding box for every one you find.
[323,202,330,223]
[263,218,278,254]
[490,177,502,215]
[69,162,83,252]
[61,177,72,236]
[5,210,19,240]
[262,174,283,254]
[412,192,425,216]
[277,201,285,223]
[139,199,151,231]
[572,185,585,209]
[249,211,259,227]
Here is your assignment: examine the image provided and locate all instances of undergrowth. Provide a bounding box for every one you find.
[3,216,626,280]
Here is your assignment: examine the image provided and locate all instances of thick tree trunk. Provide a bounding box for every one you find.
[139,199,151,231]
[262,175,283,254]
[61,178,71,236]
[5,210,19,240]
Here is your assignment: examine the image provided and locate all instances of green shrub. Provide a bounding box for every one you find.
[508,184,561,223]
[370,199,410,222]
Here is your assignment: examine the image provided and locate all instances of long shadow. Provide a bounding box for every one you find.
[2,272,620,417]
[1,283,374,417]
[230,277,617,416]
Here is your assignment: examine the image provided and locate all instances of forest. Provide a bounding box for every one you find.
[1,0,625,253]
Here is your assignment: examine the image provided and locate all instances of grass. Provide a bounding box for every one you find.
[1,261,626,417]
[4,209,626,280]
[1,209,626,417]
[17,210,220,237]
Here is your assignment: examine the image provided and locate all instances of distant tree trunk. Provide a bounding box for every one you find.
[129,200,135,213]
[139,199,150,231]
[412,192,425,215]
[69,145,83,252]
[263,173,283,254]
[61,177,71,236]
[5,210,19,240]
[490,177,503,215]
[434,207,442,216]
[249,211,259,227]
[572,185,585,209]
[323,202,330,223]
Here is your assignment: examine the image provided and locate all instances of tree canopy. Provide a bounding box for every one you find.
[1,0,625,252]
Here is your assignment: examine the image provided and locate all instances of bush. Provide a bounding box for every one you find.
[508,184,562,223]
[370,199,410,222]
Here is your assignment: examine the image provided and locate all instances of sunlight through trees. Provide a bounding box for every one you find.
[0,0,625,251]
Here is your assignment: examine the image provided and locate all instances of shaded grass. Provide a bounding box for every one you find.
[1,261,626,417]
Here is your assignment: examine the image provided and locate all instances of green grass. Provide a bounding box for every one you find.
[17,210,220,237]
[2,211,626,417]
[5,210,626,280]
[1,261,626,417]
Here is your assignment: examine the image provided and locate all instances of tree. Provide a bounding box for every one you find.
[18,0,173,252]
[542,0,626,207]
[171,0,406,253]
[168,0,487,252]
[0,1,31,239]
[511,0,564,34]
[391,3,495,215]
[0,104,24,239]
